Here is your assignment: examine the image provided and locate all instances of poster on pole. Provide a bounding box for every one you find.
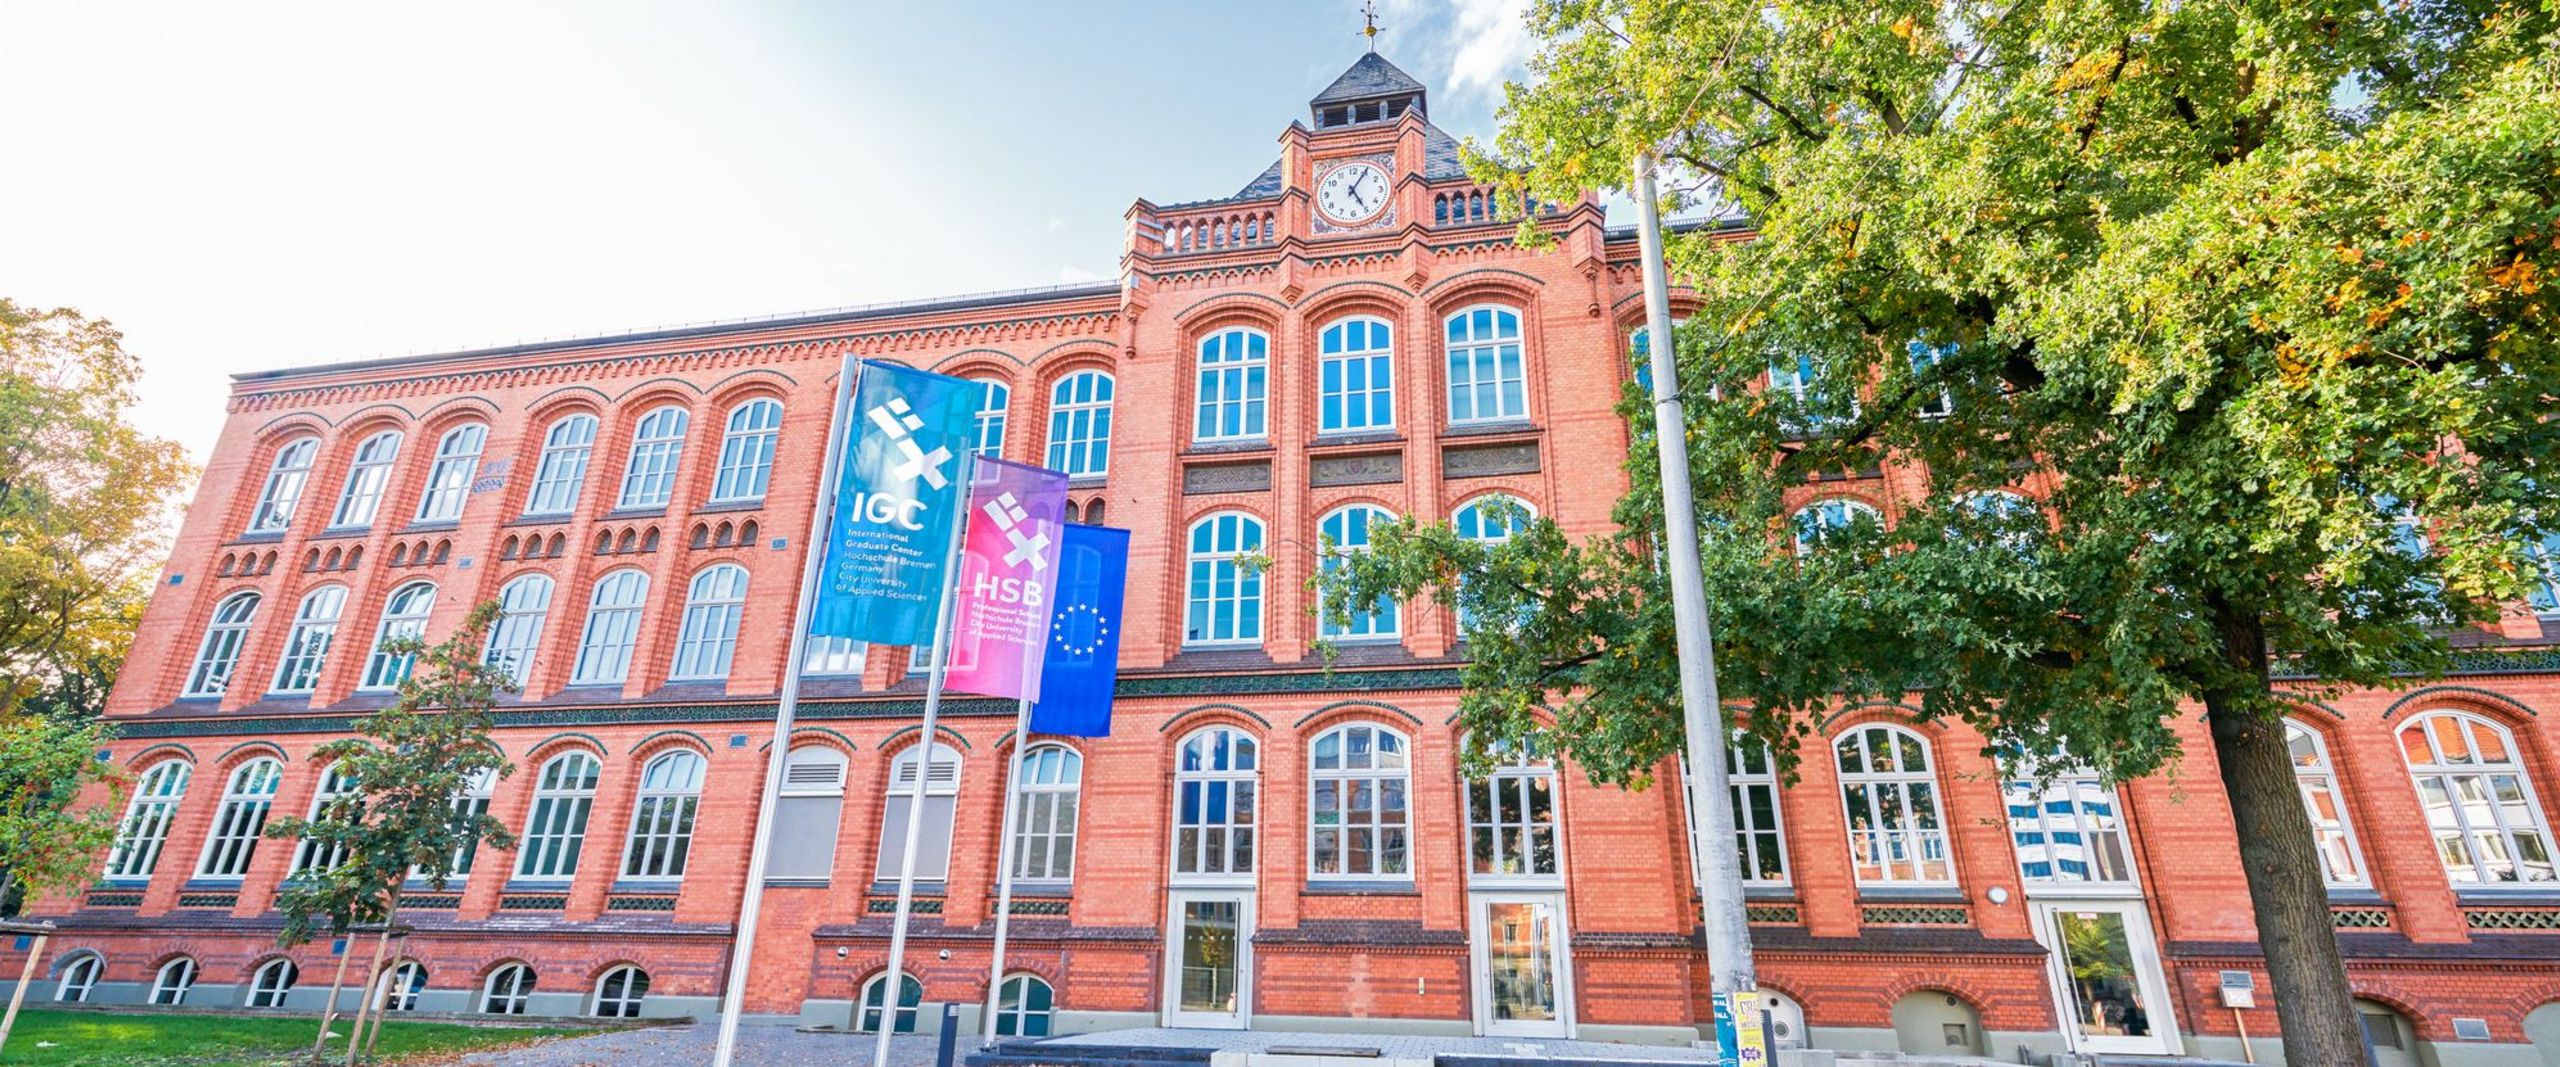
[808,360,982,646]
[1030,524,1129,737]
[945,457,1070,700]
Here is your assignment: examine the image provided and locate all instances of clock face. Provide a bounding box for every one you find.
[1316,162,1390,225]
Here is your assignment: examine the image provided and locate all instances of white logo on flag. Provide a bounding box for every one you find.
[868,397,953,490]
[982,491,1051,571]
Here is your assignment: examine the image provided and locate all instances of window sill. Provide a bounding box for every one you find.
[229,530,290,545]
[608,879,683,894]
[508,514,575,528]
[1309,431,1403,451]
[603,507,669,520]
[1303,880,1419,896]
[764,877,830,888]
[1441,420,1540,440]
[693,499,767,515]
[503,879,575,893]
[987,883,1074,899]
[1067,476,1108,490]
[181,878,246,891]
[1743,885,1797,901]
[2325,887,2386,905]
[1855,886,1966,903]
[2454,887,2560,905]
[1185,440,1274,457]
[399,520,462,534]
[867,880,948,896]
[319,525,375,538]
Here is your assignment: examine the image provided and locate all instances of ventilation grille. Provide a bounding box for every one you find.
[2466,908,2560,930]
[1861,905,1969,926]
[1745,904,1802,925]
[176,893,238,909]
[406,895,462,910]
[2331,907,2392,929]
[1009,899,1070,916]
[868,898,945,914]
[499,895,568,911]
[608,895,677,912]
[84,892,143,908]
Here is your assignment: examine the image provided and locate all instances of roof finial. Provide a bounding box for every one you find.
[1361,1,1381,52]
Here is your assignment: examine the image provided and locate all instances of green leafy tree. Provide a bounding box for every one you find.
[0,299,193,718]
[1323,2,2560,1061]
[0,715,124,914]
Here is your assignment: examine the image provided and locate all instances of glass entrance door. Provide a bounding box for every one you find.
[1163,890,1250,1028]
[1470,893,1571,1037]
[2032,902,2177,1054]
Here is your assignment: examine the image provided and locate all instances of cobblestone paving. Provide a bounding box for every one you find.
[456,1025,1716,1067]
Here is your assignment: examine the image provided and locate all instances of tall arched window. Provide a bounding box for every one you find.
[1184,513,1265,646]
[857,972,923,1033]
[710,398,783,502]
[184,592,262,697]
[271,586,349,694]
[1453,496,1533,631]
[1309,723,1411,879]
[447,766,499,879]
[329,430,404,528]
[1173,726,1258,879]
[289,762,360,875]
[769,745,849,881]
[570,570,649,685]
[993,974,1054,1037]
[2002,752,2133,885]
[247,958,299,1009]
[2400,710,2557,884]
[106,760,192,879]
[151,957,198,1006]
[1445,305,1526,424]
[1729,741,1789,885]
[415,423,487,523]
[1792,498,1881,556]
[248,437,319,533]
[1957,491,2041,554]
[482,964,535,1014]
[671,564,749,680]
[1836,725,1953,885]
[525,414,598,516]
[971,378,1011,456]
[592,965,650,1018]
[617,405,690,509]
[622,749,707,880]
[1465,738,1558,881]
[54,954,101,1003]
[358,581,439,690]
[1769,352,1856,434]
[1009,745,1082,883]
[517,751,603,879]
[877,743,962,881]
[1318,505,1398,639]
[1046,371,1114,478]
[481,574,555,685]
[2288,719,2368,886]
[1906,339,1956,418]
[374,961,426,1012]
[1194,327,1269,442]
[197,758,284,878]
[1319,317,1394,433]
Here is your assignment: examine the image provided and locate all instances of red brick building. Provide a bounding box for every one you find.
[13,53,2560,1064]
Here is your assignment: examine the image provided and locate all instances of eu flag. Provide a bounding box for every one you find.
[1031,524,1128,737]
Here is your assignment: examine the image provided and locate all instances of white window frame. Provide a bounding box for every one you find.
[857,972,923,1034]
[414,423,487,523]
[592,965,650,1018]
[248,437,319,533]
[1463,739,1562,885]
[1835,724,1956,887]
[1172,726,1259,882]
[876,742,962,882]
[1184,512,1266,647]
[1453,495,1534,631]
[993,973,1054,1038]
[1792,497,1881,557]
[802,634,867,676]
[670,564,748,681]
[196,757,284,879]
[971,378,1011,456]
[271,585,349,694]
[1194,327,1270,442]
[1684,740,1791,887]
[1317,505,1399,639]
[710,398,783,502]
[1308,722,1413,881]
[570,570,649,685]
[1045,371,1114,478]
[106,760,192,879]
[2399,710,2558,886]
[54,954,101,1003]
[770,745,850,882]
[1906,339,1954,418]
[525,414,598,516]
[2287,719,2370,888]
[444,766,500,880]
[184,592,261,697]
[2002,755,2137,890]
[358,580,439,691]
[1319,316,1395,434]
[376,960,426,1012]
[151,957,197,1006]
[1444,304,1527,424]
[288,761,360,876]
[2528,530,2560,617]
[1769,352,1857,435]
[482,963,535,1014]
[1008,744,1082,884]
[516,751,602,879]
[616,405,690,509]
[621,749,707,881]
[328,430,404,529]
[481,574,555,686]
[248,958,298,1008]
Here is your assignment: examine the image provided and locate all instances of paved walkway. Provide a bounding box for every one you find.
[457,1026,1714,1066]
[1042,1028,1715,1061]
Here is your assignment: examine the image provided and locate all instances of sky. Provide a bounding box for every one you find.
[0,1,1538,461]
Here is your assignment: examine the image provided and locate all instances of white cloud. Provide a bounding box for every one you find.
[1057,265,1105,284]
[1381,0,1536,106]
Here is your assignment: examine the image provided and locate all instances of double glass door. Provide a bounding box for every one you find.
[2031,901,2177,1054]
[1469,892,1571,1037]
[1163,890,1251,1028]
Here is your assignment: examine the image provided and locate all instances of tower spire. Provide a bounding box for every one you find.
[1361,1,1380,52]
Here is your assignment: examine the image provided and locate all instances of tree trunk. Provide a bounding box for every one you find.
[2201,608,2367,1066]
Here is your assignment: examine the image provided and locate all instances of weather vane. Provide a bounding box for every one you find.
[1361,1,1381,51]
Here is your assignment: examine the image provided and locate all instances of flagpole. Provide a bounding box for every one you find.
[874,450,978,1067]
[980,696,1034,1045]
[711,353,860,1067]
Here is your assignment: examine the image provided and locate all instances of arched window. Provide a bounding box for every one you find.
[54,954,101,1003]
[1957,491,2041,553]
[1907,340,1956,417]
[1309,723,1411,879]
[1194,327,1269,442]
[248,436,319,533]
[1046,371,1114,478]
[415,423,487,523]
[1792,498,1881,556]
[877,743,962,881]
[1318,505,1398,639]
[289,762,360,875]
[2400,710,2557,884]
[2002,752,2133,885]
[1464,738,1558,880]
[1184,513,1265,646]
[1769,352,1855,434]
[769,745,849,881]
[106,760,191,879]
[184,592,261,697]
[710,398,783,502]
[1173,727,1258,879]
[1445,305,1526,424]
[1319,317,1394,433]
[482,574,555,685]
[993,974,1054,1038]
[1676,739,1793,888]
[447,766,500,878]
[1836,725,1953,885]
[622,750,707,880]
[358,581,439,690]
[248,958,298,1008]
[525,414,598,516]
[972,378,1011,456]
[592,965,650,1018]
[151,957,198,1006]
[197,757,284,878]
[1009,745,1082,883]
[2288,720,2368,886]
[517,751,603,879]
[857,972,923,1033]
[570,570,649,685]
[671,564,749,681]
[271,585,349,694]
[1453,496,1534,631]
[482,964,535,1014]
[375,961,426,1012]
[330,430,404,528]
[617,405,690,509]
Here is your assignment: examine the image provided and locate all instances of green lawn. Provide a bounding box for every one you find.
[0,1008,602,1065]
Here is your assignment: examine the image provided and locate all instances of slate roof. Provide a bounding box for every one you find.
[1311,51,1428,105]
[1226,116,1468,201]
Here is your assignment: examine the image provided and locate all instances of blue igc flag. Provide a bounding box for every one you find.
[809,360,983,646]
[1031,524,1129,737]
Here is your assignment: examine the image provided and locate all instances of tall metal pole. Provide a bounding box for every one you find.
[874,452,978,1067]
[712,353,861,1067]
[980,698,1034,1045]
[1632,151,1757,998]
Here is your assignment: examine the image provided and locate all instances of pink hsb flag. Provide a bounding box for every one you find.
[944,456,1070,701]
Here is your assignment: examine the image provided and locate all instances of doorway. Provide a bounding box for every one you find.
[1468,892,1572,1037]
[1163,890,1251,1028]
